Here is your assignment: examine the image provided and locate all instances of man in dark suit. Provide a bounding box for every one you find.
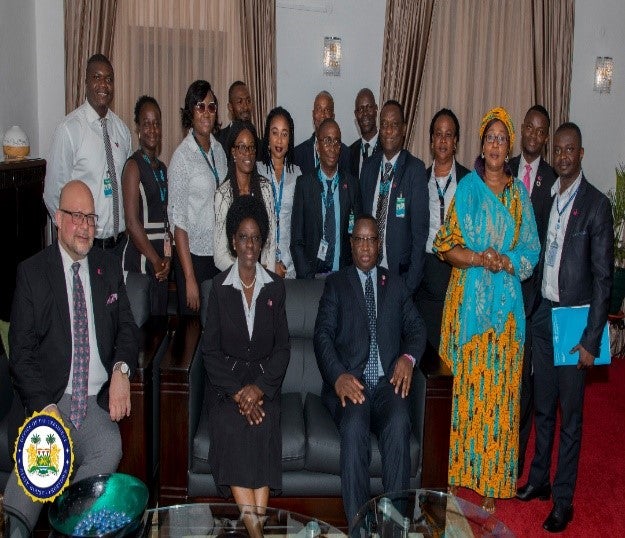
[509,105,557,476]
[415,108,470,349]
[4,180,138,534]
[314,214,426,527]
[216,81,259,148]
[360,100,429,294]
[516,123,613,533]
[293,91,350,175]
[291,118,361,279]
[348,88,381,178]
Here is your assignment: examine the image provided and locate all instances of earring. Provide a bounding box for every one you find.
[505,154,509,163]
[481,152,484,159]
[233,157,237,163]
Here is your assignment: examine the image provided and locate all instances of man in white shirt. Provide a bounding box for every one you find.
[516,123,613,534]
[44,54,131,257]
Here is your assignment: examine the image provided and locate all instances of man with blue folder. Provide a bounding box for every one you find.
[516,123,613,533]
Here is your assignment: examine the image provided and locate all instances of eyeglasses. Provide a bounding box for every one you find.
[484,133,509,145]
[236,233,262,245]
[356,103,377,114]
[352,235,379,245]
[194,101,217,114]
[59,209,98,227]
[233,143,256,154]
[318,137,341,149]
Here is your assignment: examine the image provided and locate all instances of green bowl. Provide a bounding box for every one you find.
[48,473,148,537]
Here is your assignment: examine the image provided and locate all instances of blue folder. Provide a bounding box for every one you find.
[552,305,611,366]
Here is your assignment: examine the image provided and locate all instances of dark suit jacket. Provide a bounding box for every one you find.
[9,242,139,415]
[348,137,382,179]
[293,133,351,176]
[510,155,557,316]
[290,168,362,279]
[201,269,290,400]
[536,176,613,356]
[314,265,426,395]
[360,149,429,293]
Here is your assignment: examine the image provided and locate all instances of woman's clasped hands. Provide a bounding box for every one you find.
[234,384,265,426]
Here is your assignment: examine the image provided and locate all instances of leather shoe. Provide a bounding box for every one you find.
[543,504,573,533]
[515,482,551,501]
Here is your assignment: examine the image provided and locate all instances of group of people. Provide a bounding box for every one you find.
[3,51,613,537]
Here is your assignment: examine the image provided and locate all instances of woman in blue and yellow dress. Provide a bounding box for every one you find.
[433,107,540,513]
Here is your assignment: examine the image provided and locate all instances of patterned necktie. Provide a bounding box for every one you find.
[322,179,336,272]
[70,262,90,429]
[101,117,120,236]
[523,163,532,193]
[375,162,393,262]
[363,271,379,389]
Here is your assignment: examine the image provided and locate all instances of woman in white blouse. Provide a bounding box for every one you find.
[214,121,276,272]
[168,80,227,314]
[256,107,301,278]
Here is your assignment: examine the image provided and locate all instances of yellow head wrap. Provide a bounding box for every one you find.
[479,107,515,150]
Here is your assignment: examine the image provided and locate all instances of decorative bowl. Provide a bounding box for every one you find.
[48,473,148,537]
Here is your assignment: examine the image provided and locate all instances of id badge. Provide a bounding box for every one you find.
[348,212,355,234]
[545,239,558,267]
[103,176,113,197]
[163,233,172,258]
[396,196,406,218]
[317,238,329,261]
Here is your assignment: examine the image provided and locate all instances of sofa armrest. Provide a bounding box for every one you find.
[117,316,169,488]
[417,343,453,488]
[159,316,202,505]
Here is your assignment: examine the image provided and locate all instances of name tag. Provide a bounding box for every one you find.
[348,211,355,234]
[546,239,558,267]
[103,176,113,197]
[317,238,329,261]
[396,196,406,218]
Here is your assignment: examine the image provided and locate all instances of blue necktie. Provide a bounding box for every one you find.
[322,179,336,272]
[363,271,379,388]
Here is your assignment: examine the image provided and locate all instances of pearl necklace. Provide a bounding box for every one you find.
[240,273,256,290]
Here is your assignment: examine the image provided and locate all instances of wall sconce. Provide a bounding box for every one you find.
[323,36,341,76]
[594,56,614,94]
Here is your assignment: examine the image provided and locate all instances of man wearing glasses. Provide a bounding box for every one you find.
[4,180,138,535]
[314,214,426,528]
[44,53,132,257]
[291,118,361,279]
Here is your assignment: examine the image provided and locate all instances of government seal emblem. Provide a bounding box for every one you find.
[13,411,73,502]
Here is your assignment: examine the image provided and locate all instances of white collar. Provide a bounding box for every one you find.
[222,258,273,291]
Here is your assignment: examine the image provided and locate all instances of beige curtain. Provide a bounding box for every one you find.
[240,0,276,133]
[112,1,245,163]
[412,0,536,167]
[379,0,438,148]
[531,0,575,155]
[64,0,118,113]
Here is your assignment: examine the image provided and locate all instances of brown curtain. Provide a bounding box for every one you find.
[112,1,246,163]
[532,0,575,155]
[64,0,118,113]
[240,0,276,133]
[379,0,438,148]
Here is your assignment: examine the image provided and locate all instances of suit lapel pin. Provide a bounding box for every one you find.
[342,183,347,189]
[267,299,273,307]
[381,275,386,286]
[573,209,579,217]
[536,175,542,187]
[97,267,103,275]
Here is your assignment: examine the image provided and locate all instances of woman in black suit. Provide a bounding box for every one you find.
[202,195,290,534]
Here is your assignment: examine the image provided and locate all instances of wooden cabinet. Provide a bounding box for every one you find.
[0,158,47,320]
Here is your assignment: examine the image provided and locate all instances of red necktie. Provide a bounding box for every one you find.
[523,163,532,193]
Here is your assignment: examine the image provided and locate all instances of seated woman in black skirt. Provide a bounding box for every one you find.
[202,195,290,534]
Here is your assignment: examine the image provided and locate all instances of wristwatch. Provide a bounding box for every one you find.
[113,361,130,377]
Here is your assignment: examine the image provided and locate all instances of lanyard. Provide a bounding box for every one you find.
[193,134,220,187]
[270,166,285,252]
[555,184,580,230]
[435,174,453,226]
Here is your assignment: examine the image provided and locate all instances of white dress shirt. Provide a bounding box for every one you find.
[58,245,108,396]
[426,160,459,252]
[542,171,583,302]
[44,102,132,239]
[518,154,541,195]
[167,130,228,256]
[223,259,274,339]
[371,152,400,269]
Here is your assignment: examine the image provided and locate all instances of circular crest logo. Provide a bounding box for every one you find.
[13,411,73,503]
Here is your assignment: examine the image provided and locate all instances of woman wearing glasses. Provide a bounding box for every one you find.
[168,80,227,314]
[433,107,540,513]
[122,95,170,315]
[214,120,276,272]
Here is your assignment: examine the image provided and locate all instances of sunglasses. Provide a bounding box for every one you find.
[194,101,217,114]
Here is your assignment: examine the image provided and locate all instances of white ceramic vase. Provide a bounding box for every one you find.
[3,125,30,159]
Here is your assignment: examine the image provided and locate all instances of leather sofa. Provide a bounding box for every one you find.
[159,278,453,525]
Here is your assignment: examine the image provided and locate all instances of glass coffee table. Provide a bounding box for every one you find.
[352,490,514,537]
[143,503,345,537]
